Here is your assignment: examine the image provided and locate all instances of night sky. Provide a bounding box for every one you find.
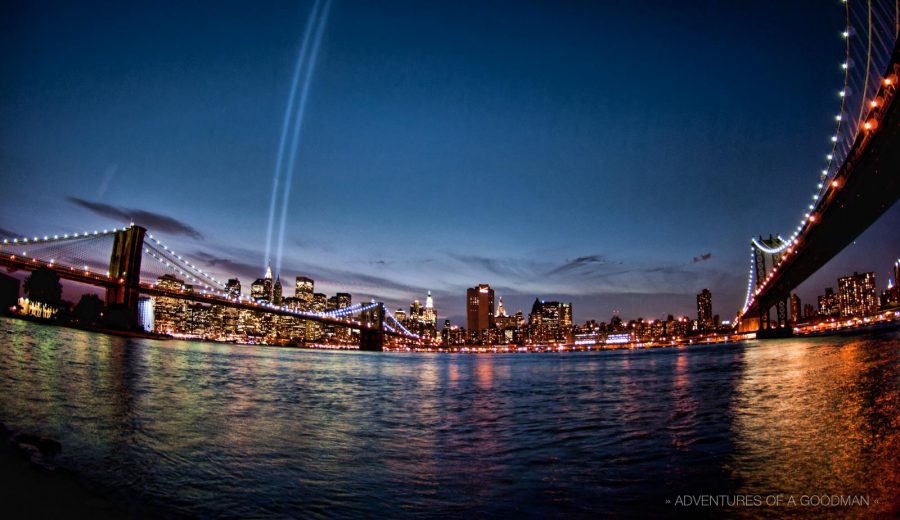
[2,1,898,324]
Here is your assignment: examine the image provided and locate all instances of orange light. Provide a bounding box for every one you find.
[832,179,840,188]
[809,215,817,222]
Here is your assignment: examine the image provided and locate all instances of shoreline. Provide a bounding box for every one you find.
[3,312,898,355]
[0,424,128,519]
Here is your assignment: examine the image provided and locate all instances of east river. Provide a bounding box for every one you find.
[0,316,897,518]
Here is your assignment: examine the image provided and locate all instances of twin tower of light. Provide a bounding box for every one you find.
[264,0,333,276]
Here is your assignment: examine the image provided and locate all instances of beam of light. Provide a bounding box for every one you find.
[263,0,323,272]
[275,0,332,275]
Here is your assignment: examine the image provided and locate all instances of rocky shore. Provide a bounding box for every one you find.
[0,422,126,519]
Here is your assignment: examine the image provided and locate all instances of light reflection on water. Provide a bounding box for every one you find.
[0,317,897,518]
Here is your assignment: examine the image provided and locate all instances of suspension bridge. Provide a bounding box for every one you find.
[0,225,418,350]
[737,0,900,335]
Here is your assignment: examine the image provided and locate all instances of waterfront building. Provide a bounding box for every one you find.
[818,287,839,317]
[294,276,314,310]
[466,284,494,343]
[790,293,802,324]
[528,299,573,343]
[697,288,713,330]
[837,272,877,318]
[334,293,352,342]
[153,274,187,334]
[137,297,154,332]
[251,265,273,304]
[305,292,327,341]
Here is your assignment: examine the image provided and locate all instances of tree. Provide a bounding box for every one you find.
[23,267,62,306]
[74,294,104,324]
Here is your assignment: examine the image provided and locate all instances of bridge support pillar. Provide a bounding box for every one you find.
[776,299,788,329]
[359,302,385,351]
[359,329,384,351]
[758,306,770,330]
[105,225,146,329]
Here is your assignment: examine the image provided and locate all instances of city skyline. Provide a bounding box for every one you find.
[2,0,899,324]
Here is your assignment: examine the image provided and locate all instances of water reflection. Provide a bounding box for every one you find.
[0,317,896,518]
[730,335,900,517]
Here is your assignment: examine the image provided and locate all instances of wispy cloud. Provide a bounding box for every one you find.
[692,252,713,263]
[0,226,21,239]
[546,254,607,275]
[68,197,203,239]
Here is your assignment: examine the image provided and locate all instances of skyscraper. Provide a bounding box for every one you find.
[528,300,573,343]
[251,265,273,303]
[790,293,801,324]
[295,276,314,311]
[423,291,436,327]
[837,272,877,318]
[467,284,494,342]
[697,288,713,330]
[336,293,351,309]
[273,276,283,306]
[818,287,839,317]
[893,259,900,288]
[153,274,186,334]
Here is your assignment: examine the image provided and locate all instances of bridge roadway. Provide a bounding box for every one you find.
[0,253,399,336]
[740,47,900,330]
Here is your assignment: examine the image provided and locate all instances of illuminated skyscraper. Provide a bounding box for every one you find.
[295,276,314,310]
[306,292,327,340]
[818,287,839,317]
[790,293,802,324]
[697,289,713,330]
[423,291,436,327]
[273,276,283,305]
[153,274,186,334]
[528,300,573,342]
[894,259,900,288]
[466,284,494,342]
[251,265,273,303]
[837,272,877,318]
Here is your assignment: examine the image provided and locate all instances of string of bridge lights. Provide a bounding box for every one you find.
[0,225,416,334]
[1,226,127,246]
[145,232,228,291]
[742,0,898,316]
[385,310,419,338]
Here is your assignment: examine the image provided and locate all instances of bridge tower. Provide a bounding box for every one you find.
[359,302,385,351]
[105,225,146,329]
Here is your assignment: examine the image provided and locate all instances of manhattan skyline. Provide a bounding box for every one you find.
[2,0,898,323]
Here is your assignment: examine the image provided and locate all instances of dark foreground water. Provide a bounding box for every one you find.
[0,317,897,518]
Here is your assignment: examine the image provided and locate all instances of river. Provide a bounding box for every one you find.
[0,317,897,518]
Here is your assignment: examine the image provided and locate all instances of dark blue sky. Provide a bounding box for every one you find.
[1,1,897,324]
